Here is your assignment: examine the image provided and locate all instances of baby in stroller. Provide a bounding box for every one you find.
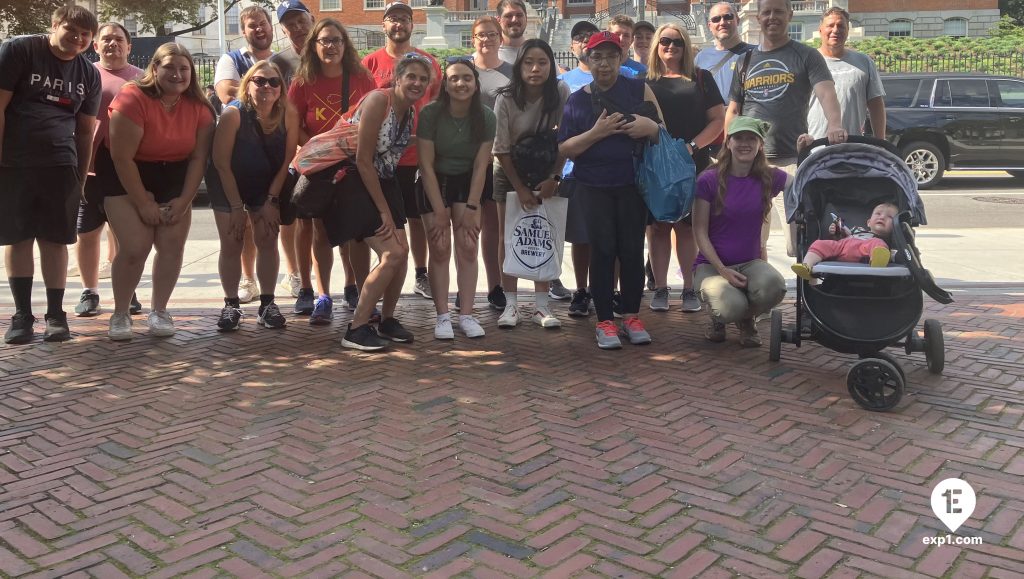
[791,202,897,283]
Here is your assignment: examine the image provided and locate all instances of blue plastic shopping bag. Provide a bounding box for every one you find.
[636,127,697,222]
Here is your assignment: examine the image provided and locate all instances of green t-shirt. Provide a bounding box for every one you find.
[416,100,496,176]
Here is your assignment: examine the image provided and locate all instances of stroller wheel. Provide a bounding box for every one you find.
[847,358,904,412]
[768,309,783,362]
[859,351,907,385]
[923,319,945,374]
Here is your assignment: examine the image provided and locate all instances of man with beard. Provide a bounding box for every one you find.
[270,0,314,88]
[695,2,752,104]
[496,0,528,64]
[0,6,101,343]
[362,2,441,303]
[214,5,275,306]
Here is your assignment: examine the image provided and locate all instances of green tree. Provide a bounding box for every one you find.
[99,0,272,37]
[1000,0,1024,24]
[0,0,66,36]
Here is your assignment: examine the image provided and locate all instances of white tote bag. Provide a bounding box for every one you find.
[502,195,568,282]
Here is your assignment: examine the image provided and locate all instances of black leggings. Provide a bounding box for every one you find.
[580,183,648,321]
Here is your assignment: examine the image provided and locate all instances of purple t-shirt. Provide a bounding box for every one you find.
[694,167,787,268]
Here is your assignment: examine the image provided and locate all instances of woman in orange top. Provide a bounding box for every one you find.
[106,42,216,340]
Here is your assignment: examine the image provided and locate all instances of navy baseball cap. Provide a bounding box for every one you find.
[277,0,311,22]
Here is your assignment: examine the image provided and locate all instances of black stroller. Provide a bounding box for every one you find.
[769,137,953,411]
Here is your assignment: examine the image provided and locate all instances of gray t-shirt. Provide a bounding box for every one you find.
[270,45,301,88]
[730,39,832,159]
[477,60,513,110]
[694,41,752,102]
[807,49,884,138]
[498,44,522,65]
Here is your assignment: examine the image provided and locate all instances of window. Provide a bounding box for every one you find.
[193,6,207,36]
[888,19,912,38]
[788,22,803,41]
[935,79,990,108]
[226,5,239,34]
[881,79,923,108]
[943,18,967,38]
[567,0,593,4]
[995,80,1024,108]
[323,0,342,9]
[461,30,473,48]
[124,16,137,36]
[364,0,385,8]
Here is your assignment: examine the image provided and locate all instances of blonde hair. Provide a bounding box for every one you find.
[237,60,287,133]
[646,23,695,81]
[135,42,216,117]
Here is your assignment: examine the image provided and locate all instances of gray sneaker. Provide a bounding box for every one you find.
[595,320,622,350]
[649,287,670,312]
[621,316,652,345]
[680,288,702,313]
[414,275,432,299]
[548,279,571,300]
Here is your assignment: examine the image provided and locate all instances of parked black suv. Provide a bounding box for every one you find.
[875,73,1024,188]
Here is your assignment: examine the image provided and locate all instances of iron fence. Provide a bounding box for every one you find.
[870,53,1024,78]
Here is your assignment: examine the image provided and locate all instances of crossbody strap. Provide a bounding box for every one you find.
[735,49,754,115]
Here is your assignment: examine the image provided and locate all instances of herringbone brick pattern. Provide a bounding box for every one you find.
[1,293,1022,577]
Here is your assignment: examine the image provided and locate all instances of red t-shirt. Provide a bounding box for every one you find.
[361,48,441,166]
[108,83,214,162]
[287,71,376,138]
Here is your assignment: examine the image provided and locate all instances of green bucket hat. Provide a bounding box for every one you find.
[727,116,771,139]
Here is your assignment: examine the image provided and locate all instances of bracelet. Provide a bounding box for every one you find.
[230,204,244,211]
[267,196,280,206]
[465,203,478,211]
[549,174,562,183]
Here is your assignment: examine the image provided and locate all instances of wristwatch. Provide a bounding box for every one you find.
[268,196,280,206]
[688,140,699,151]
[465,203,478,211]
[549,174,563,183]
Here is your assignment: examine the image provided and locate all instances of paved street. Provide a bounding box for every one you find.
[0,174,1022,577]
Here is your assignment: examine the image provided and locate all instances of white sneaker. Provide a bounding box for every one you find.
[435,315,455,340]
[280,272,301,298]
[108,312,133,341]
[238,278,258,303]
[532,308,561,328]
[459,315,485,338]
[148,310,176,337]
[497,304,520,328]
[98,260,112,280]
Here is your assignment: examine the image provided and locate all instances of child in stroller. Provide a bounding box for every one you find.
[791,202,897,284]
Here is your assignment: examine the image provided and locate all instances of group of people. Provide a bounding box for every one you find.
[1,0,887,351]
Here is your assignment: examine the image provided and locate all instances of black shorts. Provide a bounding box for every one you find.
[395,165,421,220]
[322,172,406,247]
[79,146,114,234]
[204,162,271,213]
[414,169,494,215]
[0,165,82,245]
[563,180,589,245]
[101,158,188,205]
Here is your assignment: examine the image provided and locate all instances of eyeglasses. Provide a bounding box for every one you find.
[473,31,500,41]
[316,37,344,47]
[251,76,282,88]
[384,15,411,24]
[446,56,475,67]
[709,13,736,23]
[572,33,592,43]
[658,37,685,48]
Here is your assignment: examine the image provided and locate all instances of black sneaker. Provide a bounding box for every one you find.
[377,317,414,343]
[343,284,359,312]
[43,312,71,342]
[257,302,286,329]
[74,290,100,317]
[294,288,315,315]
[4,312,35,344]
[568,289,591,317]
[487,285,506,311]
[217,305,242,331]
[129,292,143,315]
[342,323,388,351]
[612,291,624,319]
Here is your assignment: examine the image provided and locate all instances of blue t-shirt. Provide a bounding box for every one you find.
[557,66,636,179]
[622,58,647,77]
[558,76,647,188]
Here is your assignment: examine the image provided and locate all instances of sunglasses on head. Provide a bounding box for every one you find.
[446,55,475,67]
[710,13,736,23]
[251,76,282,88]
[658,37,684,48]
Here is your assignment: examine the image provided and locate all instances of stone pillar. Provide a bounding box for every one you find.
[421,6,449,49]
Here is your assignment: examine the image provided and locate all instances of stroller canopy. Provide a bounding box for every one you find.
[786,142,927,225]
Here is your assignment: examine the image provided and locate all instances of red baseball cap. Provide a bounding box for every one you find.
[585,31,622,52]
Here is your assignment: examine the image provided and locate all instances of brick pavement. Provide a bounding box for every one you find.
[0,291,1022,577]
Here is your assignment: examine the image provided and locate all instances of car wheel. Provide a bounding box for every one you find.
[900,141,945,189]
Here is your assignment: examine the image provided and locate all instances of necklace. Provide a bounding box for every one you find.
[160,94,181,110]
[451,115,468,134]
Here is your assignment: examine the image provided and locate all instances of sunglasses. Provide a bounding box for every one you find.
[710,13,736,23]
[446,55,475,67]
[250,76,282,88]
[658,37,685,48]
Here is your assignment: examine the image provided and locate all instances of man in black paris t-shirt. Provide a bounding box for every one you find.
[0,6,102,344]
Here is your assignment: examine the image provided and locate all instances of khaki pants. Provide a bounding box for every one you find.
[762,158,797,257]
[694,260,786,324]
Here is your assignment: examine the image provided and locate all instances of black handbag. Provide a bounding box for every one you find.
[290,161,351,219]
[510,110,559,190]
